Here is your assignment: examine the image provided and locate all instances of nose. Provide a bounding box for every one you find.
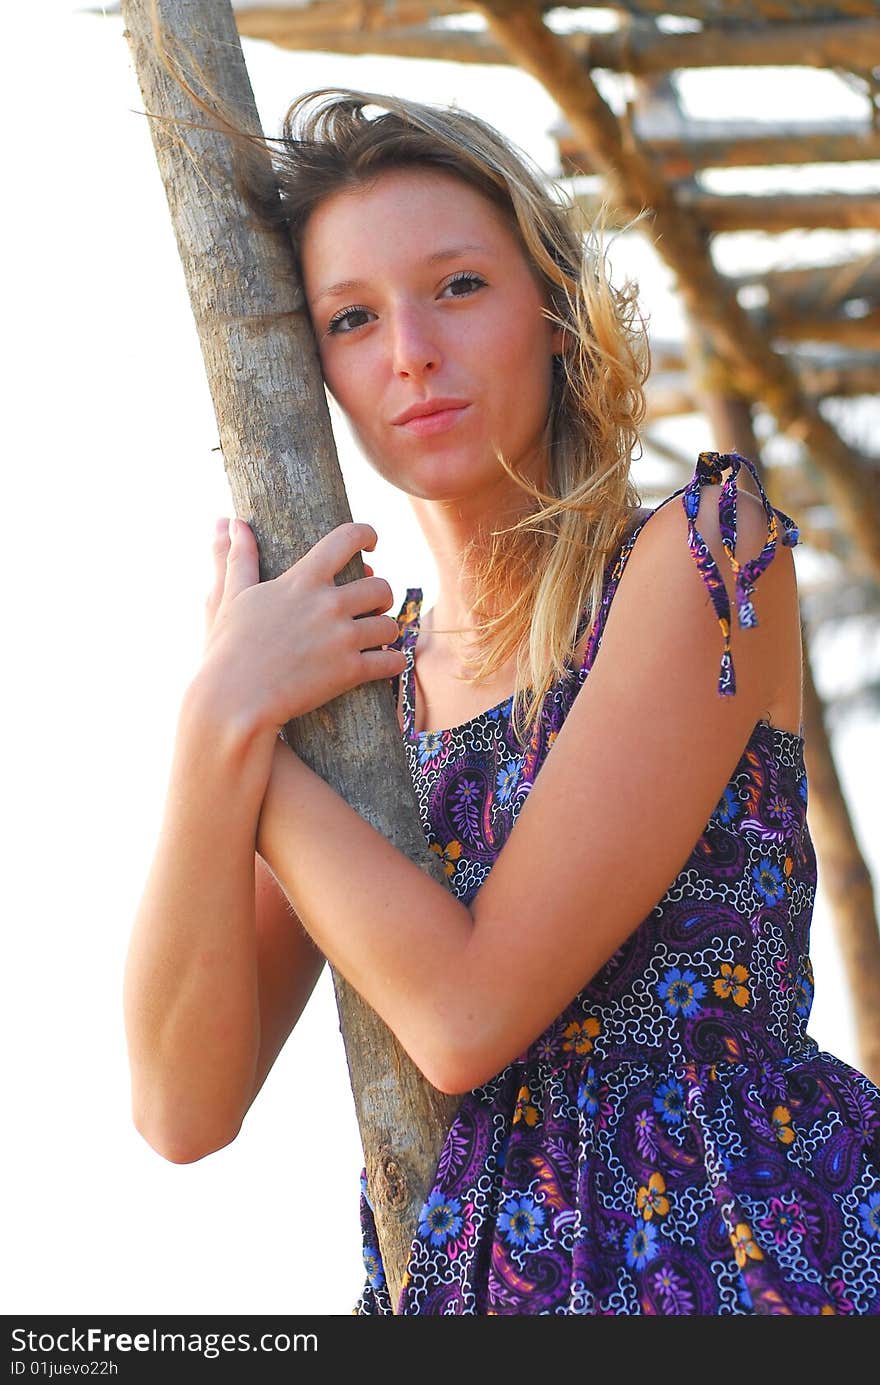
[389,300,439,377]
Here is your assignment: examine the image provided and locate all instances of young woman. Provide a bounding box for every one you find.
[123,89,880,1315]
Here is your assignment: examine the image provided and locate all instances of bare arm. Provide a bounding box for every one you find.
[122,682,284,1163]
[123,518,400,1163]
[255,483,797,1095]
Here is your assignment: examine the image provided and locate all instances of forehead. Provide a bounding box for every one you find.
[301,167,521,283]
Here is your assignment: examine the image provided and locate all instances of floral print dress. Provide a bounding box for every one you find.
[353,450,880,1315]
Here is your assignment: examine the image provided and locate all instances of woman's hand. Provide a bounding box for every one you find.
[199,515,407,735]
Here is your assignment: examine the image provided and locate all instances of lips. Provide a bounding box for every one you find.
[392,398,471,427]
[395,405,471,438]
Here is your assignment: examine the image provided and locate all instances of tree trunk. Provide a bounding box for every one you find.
[120,0,459,1312]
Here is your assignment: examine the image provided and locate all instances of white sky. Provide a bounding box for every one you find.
[3,2,879,1316]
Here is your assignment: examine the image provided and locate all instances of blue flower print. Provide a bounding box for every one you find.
[859,1191,880,1240]
[752,857,787,906]
[418,730,445,767]
[625,1220,659,1271]
[577,1068,602,1118]
[498,1194,546,1248]
[360,1167,373,1213]
[418,1191,463,1248]
[656,967,707,1019]
[653,1080,687,1127]
[362,1244,385,1290]
[486,696,513,722]
[495,757,522,806]
[715,786,741,825]
[794,973,814,1019]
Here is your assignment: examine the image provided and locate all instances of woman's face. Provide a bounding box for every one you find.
[301,166,563,506]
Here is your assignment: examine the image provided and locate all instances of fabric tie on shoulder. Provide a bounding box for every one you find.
[682,451,800,697]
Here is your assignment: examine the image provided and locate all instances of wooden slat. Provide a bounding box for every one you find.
[556,122,880,178]
[572,187,880,232]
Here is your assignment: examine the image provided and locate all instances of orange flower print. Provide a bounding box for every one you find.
[513,1085,539,1127]
[713,963,751,1008]
[771,1105,795,1144]
[730,1222,764,1268]
[562,1017,601,1056]
[429,839,462,879]
[401,599,420,630]
[636,1173,670,1221]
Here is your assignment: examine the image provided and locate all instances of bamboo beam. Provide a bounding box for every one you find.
[679,189,880,234]
[474,1,880,579]
[231,12,880,78]
[235,19,502,64]
[647,358,880,413]
[572,188,880,233]
[228,0,463,44]
[556,122,880,179]
[767,308,880,349]
[120,0,460,1314]
[545,1,880,19]
[648,339,880,392]
[729,254,880,305]
[93,7,880,77]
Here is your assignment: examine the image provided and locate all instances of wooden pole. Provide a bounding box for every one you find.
[119,0,459,1311]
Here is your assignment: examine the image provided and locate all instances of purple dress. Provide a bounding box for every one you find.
[353,450,880,1315]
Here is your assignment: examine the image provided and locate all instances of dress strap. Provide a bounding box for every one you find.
[683,450,800,697]
[391,587,423,737]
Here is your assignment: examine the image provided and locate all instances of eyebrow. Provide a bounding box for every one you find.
[312,243,491,306]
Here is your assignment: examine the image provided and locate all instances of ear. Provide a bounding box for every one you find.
[551,323,566,357]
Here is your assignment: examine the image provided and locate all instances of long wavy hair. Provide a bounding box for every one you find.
[146,23,651,744]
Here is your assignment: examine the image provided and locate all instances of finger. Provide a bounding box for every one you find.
[349,613,402,650]
[223,517,261,602]
[338,575,395,618]
[205,518,230,630]
[362,563,374,578]
[357,647,409,681]
[303,522,378,582]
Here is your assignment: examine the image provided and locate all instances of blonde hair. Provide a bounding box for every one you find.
[142,29,651,744]
[268,89,650,744]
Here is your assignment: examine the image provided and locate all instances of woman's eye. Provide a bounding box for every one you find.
[325,273,486,336]
[326,306,373,335]
[442,271,486,298]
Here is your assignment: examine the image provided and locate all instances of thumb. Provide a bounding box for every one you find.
[223,517,260,601]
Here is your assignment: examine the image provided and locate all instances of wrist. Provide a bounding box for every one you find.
[181,668,278,770]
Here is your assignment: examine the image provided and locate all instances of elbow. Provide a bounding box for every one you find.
[414,1012,506,1097]
[131,1105,242,1166]
[426,1054,503,1097]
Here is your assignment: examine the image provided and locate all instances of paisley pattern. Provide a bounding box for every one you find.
[353,451,880,1315]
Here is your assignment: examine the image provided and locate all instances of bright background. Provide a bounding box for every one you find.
[4,2,878,1315]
